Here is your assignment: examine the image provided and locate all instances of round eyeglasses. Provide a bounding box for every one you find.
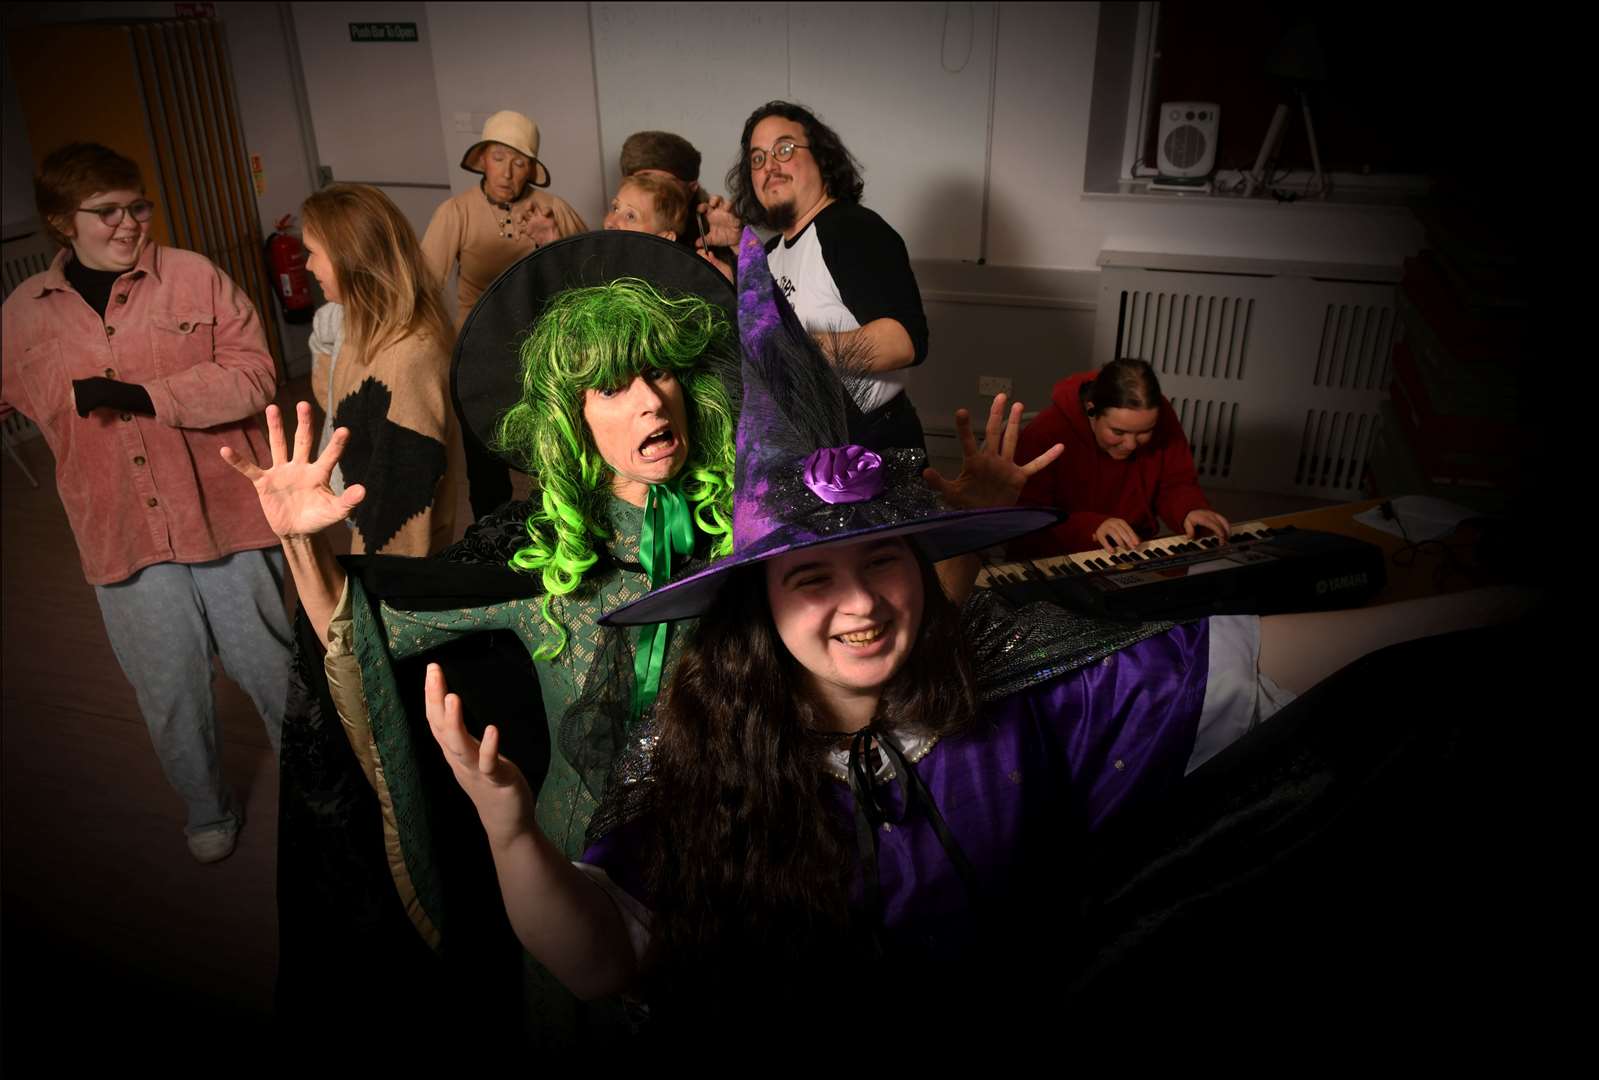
[748,139,809,172]
[76,200,157,227]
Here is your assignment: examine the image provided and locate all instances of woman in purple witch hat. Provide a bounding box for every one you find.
[419,229,1535,1038]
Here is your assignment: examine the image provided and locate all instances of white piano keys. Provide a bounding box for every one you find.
[979,520,1271,588]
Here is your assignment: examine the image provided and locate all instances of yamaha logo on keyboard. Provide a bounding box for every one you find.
[1316,572,1369,595]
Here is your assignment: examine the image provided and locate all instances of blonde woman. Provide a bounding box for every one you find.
[301,183,463,556]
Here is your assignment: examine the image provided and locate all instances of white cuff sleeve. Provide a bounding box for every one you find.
[1187,614,1297,775]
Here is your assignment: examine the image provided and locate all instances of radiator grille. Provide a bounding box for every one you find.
[1296,409,1380,492]
[1314,303,1395,390]
[2,232,56,299]
[2,231,54,449]
[1172,397,1239,479]
[1120,290,1252,380]
[1097,261,1399,498]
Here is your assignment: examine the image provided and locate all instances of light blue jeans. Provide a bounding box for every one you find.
[93,549,292,834]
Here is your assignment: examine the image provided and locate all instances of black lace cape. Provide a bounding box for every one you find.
[275,501,557,1042]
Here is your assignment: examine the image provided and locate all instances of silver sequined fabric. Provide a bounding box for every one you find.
[963,590,1173,703]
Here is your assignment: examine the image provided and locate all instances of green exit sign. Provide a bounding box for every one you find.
[349,22,419,43]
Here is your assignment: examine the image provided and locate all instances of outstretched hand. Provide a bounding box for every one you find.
[423,663,534,845]
[922,394,1063,511]
[519,205,560,247]
[220,401,365,539]
[698,194,742,248]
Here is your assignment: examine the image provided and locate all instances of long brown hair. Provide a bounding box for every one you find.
[641,542,977,1000]
[300,183,454,363]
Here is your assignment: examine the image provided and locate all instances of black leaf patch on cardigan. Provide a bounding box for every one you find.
[333,377,446,553]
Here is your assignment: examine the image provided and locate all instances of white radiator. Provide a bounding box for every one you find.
[1095,251,1400,500]
[1,225,57,449]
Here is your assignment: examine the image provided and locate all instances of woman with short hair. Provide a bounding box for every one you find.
[0,142,291,864]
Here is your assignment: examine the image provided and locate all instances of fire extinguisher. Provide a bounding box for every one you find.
[264,214,314,324]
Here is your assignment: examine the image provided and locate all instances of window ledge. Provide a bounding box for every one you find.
[1097,249,1401,283]
[1083,178,1422,214]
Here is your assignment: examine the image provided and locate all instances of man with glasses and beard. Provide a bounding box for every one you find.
[724,101,930,454]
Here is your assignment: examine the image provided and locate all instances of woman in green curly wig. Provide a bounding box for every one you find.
[494,277,737,663]
[230,275,742,868]
[224,234,748,1048]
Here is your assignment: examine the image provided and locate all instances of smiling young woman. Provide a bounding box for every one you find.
[1,142,291,866]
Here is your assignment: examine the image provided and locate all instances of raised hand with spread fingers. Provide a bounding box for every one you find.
[922,393,1064,512]
[221,401,365,539]
[220,401,362,642]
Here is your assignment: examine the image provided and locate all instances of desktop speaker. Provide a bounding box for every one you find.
[1156,101,1219,178]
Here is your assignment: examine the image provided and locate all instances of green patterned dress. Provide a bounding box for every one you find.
[351,495,658,858]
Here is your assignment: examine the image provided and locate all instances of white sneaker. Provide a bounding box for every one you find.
[186,825,238,864]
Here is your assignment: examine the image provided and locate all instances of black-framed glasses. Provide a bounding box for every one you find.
[748,139,809,171]
[76,200,156,227]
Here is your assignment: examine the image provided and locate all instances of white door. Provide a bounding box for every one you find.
[290,2,450,242]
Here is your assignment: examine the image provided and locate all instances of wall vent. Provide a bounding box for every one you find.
[1315,303,1395,391]
[1171,397,1239,479]
[1295,409,1381,492]
[1120,290,1252,380]
[1097,260,1398,499]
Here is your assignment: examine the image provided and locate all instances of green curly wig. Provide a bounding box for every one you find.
[494,278,737,659]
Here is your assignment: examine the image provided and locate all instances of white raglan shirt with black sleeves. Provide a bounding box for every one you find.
[764,202,929,414]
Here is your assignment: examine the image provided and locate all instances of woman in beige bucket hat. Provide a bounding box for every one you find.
[421,109,590,517]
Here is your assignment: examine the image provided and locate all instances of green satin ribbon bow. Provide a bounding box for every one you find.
[630,481,695,722]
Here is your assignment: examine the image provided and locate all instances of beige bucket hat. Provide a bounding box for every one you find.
[460,110,551,188]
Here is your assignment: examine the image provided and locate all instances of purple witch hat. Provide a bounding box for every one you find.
[601,228,1059,626]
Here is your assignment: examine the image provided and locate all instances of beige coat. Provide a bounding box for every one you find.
[318,326,464,557]
[421,186,588,326]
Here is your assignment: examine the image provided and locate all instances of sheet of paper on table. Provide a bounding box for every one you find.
[1352,495,1478,543]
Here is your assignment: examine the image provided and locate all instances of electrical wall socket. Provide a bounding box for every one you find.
[977,376,1013,398]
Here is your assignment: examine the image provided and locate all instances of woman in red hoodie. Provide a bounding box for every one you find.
[1011,358,1230,556]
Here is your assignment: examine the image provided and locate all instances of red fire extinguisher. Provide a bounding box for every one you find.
[265,213,314,324]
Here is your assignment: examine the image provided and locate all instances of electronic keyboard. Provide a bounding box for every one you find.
[978,521,1386,621]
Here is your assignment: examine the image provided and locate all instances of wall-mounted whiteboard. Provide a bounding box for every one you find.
[590,2,996,261]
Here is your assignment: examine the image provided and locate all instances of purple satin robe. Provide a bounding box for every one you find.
[583,619,1210,959]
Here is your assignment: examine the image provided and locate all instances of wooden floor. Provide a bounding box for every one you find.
[0,379,520,1061]
[4,433,282,1054]
[1,380,1320,1059]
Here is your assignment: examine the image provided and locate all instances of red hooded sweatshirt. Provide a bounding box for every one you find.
[1010,371,1212,557]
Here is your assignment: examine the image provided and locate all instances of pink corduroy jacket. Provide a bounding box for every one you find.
[1,243,280,585]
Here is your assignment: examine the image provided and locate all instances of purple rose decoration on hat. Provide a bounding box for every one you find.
[803,444,884,505]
